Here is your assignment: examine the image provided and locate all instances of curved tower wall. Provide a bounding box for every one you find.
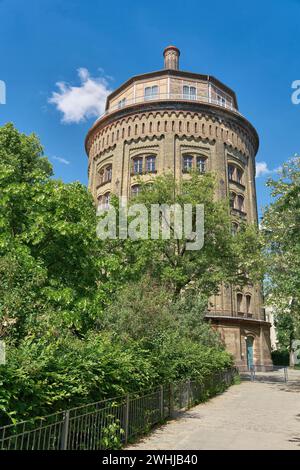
[85,48,272,367]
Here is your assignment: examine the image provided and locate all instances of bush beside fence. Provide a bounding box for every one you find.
[0,368,237,450]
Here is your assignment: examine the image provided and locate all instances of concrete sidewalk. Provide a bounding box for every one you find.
[128,369,300,450]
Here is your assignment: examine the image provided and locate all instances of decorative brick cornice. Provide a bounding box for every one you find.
[85,100,259,156]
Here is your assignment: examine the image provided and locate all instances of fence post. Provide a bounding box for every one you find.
[124,394,130,445]
[169,383,175,418]
[187,379,191,409]
[284,367,288,383]
[60,411,70,450]
[160,385,164,420]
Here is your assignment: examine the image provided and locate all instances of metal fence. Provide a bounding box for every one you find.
[237,364,288,383]
[0,368,236,450]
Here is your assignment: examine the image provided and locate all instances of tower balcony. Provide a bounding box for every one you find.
[95,91,243,124]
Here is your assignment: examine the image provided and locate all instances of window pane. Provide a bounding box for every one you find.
[237,294,243,312]
[246,295,251,313]
[152,86,158,96]
[131,185,140,196]
[197,157,206,173]
[230,192,235,209]
[236,168,243,183]
[104,193,110,209]
[190,87,196,99]
[106,166,112,181]
[146,155,156,172]
[183,86,189,97]
[228,165,235,180]
[145,87,151,100]
[183,155,193,172]
[118,98,126,109]
[133,158,143,174]
[145,86,158,100]
[237,195,244,211]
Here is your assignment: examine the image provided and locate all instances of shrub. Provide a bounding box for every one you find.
[271,349,289,366]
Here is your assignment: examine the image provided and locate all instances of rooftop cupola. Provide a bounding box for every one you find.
[163,45,180,70]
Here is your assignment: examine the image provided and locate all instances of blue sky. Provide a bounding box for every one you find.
[0,0,299,217]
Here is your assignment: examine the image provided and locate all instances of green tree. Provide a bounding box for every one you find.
[0,124,235,425]
[262,156,300,353]
[0,123,115,338]
[103,172,263,296]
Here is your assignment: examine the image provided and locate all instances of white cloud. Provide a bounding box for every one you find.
[52,156,71,165]
[256,161,281,178]
[49,68,112,124]
[256,162,271,178]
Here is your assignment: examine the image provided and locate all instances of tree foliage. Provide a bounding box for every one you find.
[103,173,263,296]
[0,123,262,424]
[262,156,300,349]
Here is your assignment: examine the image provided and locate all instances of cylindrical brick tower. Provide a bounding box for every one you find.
[85,47,272,367]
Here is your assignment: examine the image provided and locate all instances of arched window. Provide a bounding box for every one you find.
[228,164,235,181]
[144,85,159,100]
[99,169,105,186]
[230,192,236,209]
[118,98,126,109]
[237,293,243,313]
[132,157,143,175]
[146,155,156,173]
[104,192,110,209]
[183,85,196,100]
[182,155,193,173]
[236,167,243,184]
[246,295,252,314]
[231,222,239,235]
[131,184,140,197]
[105,165,112,183]
[99,165,112,185]
[228,163,244,184]
[237,195,244,212]
[98,192,111,210]
[196,156,206,173]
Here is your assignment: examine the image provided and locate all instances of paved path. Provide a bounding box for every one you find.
[128,369,300,450]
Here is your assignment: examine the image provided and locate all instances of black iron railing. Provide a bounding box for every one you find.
[0,368,237,450]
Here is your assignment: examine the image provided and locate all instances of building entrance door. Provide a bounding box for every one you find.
[246,337,254,370]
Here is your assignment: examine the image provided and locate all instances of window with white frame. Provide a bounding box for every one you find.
[182,155,193,172]
[133,157,143,175]
[146,155,156,173]
[217,93,226,107]
[118,98,126,109]
[144,85,159,100]
[196,156,206,173]
[183,85,196,100]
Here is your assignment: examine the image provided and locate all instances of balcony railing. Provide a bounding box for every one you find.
[95,92,242,123]
[206,310,258,320]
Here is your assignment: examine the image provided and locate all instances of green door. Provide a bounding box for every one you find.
[246,337,254,370]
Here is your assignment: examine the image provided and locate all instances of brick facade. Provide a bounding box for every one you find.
[85,48,272,367]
